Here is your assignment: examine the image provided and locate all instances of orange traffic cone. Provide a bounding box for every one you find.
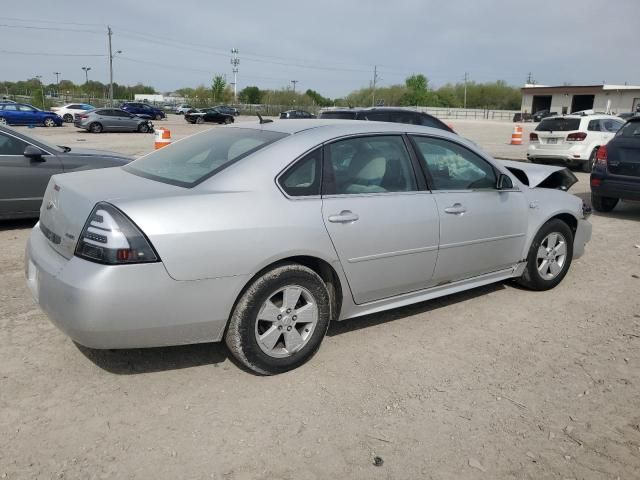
[154,128,171,149]
[510,125,523,145]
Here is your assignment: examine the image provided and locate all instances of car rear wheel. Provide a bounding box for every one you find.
[225,263,331,375]
[63,114,73,123]
[583,149,597,172]
[195,117,204,124]
[591,193,618,212]
[43,118,56,127]
[224,117,233,124]
[517,219,573,291]
[138,123,150,133]
[89,122,103,133]
[0,117,6,125]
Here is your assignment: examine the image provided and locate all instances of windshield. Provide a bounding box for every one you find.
[616,121,640,137]
[123,127,288,187]
[536,118,581,132]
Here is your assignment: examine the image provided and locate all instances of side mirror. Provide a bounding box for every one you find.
[24,145,44,160]
[497,173,513,190]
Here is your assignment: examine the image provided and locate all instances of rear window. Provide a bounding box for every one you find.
[319,111,357,120]
[616,121,640,137]
[123,128,287,187]
[536,118,581,131]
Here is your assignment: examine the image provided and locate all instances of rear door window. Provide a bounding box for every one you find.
[536,118,581,131]
[324,136,417,195]
[587,120,601,131]
[601,118,624,133]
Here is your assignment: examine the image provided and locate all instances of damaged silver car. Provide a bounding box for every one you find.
[26,120,591,374]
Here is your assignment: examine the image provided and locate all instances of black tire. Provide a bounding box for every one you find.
[517,219,574,291]
[195,117,204,124]
[63,114,73,123]
[0,117,7,125]
[89,122,103,134]
[224,116,233,124]
[155,114,162,121]
[43,118,56,127]
[591,193,618,212]
[225,263,331,375]
[583,148,597,172]
[138,123,150,133]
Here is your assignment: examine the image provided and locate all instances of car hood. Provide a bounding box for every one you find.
[499,160,578,191]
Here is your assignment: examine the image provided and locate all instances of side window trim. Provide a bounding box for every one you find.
[408,134,500,192]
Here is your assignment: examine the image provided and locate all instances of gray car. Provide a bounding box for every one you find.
[74,108,153,134]
[25,120,592,374]
[0,125,131,219]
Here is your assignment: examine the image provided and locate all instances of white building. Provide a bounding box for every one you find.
[520,84,640,115]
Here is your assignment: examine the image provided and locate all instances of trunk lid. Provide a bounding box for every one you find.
[38,167,186,259]
[607,128,640,177]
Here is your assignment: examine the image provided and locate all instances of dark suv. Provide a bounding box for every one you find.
[319,107,454,133]
[120,102,166,120]
[590,116,640,212]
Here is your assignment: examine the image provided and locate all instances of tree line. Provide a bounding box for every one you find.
[1,74,522,111]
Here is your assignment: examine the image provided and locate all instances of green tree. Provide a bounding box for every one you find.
[402,74,430,106]
[305,89,332,107]
[211,75,226,103]
[239,86,263,104]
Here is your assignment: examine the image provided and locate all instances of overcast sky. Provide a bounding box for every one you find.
[1,0,639,97]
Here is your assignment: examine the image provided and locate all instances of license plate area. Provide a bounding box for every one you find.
[547,138,558,144]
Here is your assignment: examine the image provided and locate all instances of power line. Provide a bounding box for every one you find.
[0,49,105,57]
[0,23,102,34]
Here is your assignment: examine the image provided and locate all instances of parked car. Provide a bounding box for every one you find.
[0,103,62,127]
[513,112,533,122]
[74,108,154,133]
[214,105,239,116]
[319,107,454,133]
[174,104,194,115]
[0,125,131,219]
[527,114,625,171]
[50,103,95,123]
[532,110,557,122]
[590,116,640,212]
[280,110,316,119]
[120,102,165,120]
[618,112,640,121]
[185,107,234,124]
[25,119,591,374]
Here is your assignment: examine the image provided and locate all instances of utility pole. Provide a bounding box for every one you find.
[526,72,533,84]
[463,72,469,109]
[108,26,114,105]
[372,65,378,106]
[81,66,91,84]
[53,72,61,97]
[230,48,239,103]
[291,80,298,94]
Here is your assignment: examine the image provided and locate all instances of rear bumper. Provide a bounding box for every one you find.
[25,225,248,349]
[527,144,590,162]
[573,218,592,259]
[591,173,640,201]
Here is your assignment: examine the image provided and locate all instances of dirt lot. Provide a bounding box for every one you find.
[1,118,639,479]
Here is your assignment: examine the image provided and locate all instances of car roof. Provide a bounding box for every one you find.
[323,107,424,113]
[542,114,621,121]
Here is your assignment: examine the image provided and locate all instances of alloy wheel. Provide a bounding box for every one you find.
[254,285,319,358]
[536,232,567,280]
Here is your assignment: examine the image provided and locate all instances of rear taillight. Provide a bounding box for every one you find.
[75,202,159,265]
[566,132,587,141]
[529,132,539,142]
[596,145,608,165]
[78,114,88,119]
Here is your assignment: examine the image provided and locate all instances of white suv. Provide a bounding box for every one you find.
[527,114,625,171]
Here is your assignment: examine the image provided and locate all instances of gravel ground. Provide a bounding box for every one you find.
[1,117,639,479]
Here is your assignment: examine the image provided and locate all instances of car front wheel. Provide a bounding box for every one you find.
[154,114,162,120]
[138,123,150,133]
[591,193,618,212]
[43,118,56,127]
[225,263,331,375]
[517,219,573,291]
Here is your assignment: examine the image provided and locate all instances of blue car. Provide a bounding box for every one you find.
[0,103,63,127]
[120,102,165,120]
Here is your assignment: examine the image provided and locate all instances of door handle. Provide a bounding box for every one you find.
[444,203,467,215]
[328,210,359,223]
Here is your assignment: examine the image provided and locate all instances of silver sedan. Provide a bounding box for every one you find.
[25,120,592,374]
